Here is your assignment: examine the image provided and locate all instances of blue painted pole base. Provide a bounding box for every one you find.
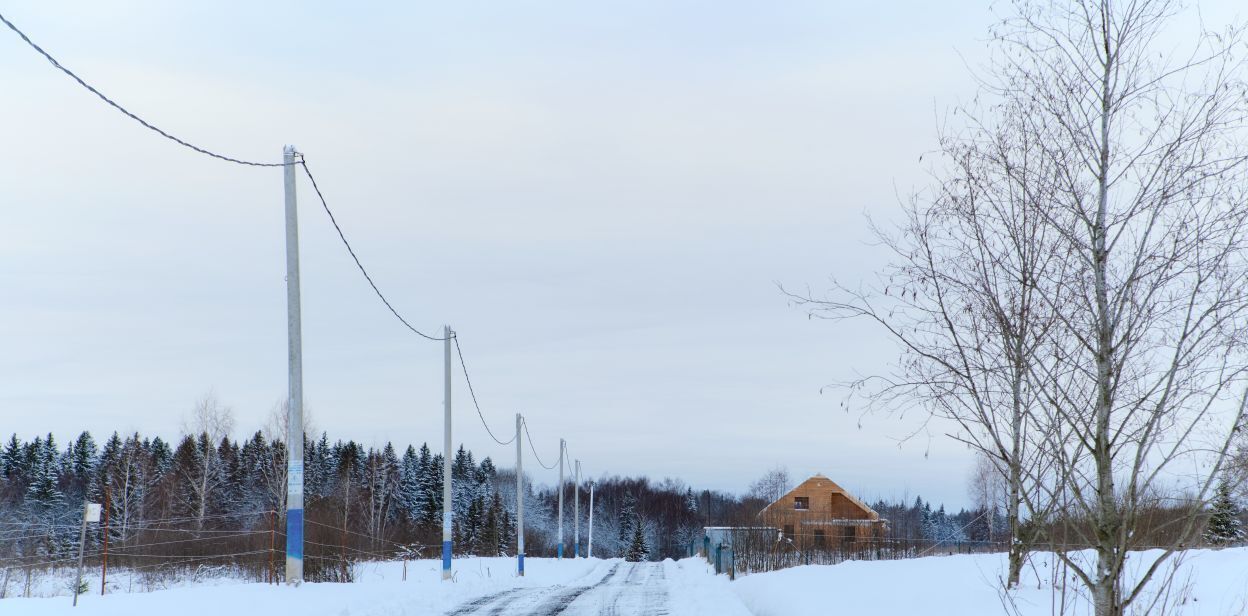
[286,508,304,561]
[518,553,525,577]
[557,543,563,560]
[441,540,452,579]
[573,544,579,559]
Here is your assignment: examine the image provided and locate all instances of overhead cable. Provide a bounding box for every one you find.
[522,417,559,470]
[452,336,517,445]
[0,11,283,168]
[299,160,449,341]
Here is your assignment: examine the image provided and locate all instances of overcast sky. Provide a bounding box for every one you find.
[2,1,1240,510]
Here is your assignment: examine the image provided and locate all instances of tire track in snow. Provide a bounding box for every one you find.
[525,562,630,616]
[444,562,623,616]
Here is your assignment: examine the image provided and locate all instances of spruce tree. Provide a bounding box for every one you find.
[625,514,649,562]
[71,431,97,486]
[25,435,63,512]
[484,491,505,556]
[397,445,421,522]
[149,436,173,477]
[1205,481,1245,546]
[1,434,22,479]
[417,447,443,527]
[618,493,637,548]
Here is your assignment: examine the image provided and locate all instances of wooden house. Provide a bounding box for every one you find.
[758,474,886,547]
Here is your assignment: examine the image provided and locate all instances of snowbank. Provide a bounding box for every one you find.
[731,547,1248,616]
[664,558,752,616]
[0,556,608,615]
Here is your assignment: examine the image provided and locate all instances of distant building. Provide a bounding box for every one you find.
[758,474,887,547]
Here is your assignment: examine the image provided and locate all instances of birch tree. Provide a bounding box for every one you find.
[796,1,1248,607]
[994,2,1248,613]
[788,64,1065,587]
[177,392,235,532]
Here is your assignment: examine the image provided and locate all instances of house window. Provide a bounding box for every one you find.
[794,497,809,510]
[842,525,856,544]
[783,525,794,541]
[814,529,826,548]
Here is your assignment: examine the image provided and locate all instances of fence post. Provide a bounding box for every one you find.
[100,487,109,595]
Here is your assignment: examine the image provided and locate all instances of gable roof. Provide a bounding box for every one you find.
[759,473,880,520]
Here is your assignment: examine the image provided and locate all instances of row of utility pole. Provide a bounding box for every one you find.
[280,147,592,585]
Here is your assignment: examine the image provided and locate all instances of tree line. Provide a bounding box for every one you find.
[0,415,767,588]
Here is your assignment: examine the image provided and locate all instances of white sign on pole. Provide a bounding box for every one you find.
[288,460,304,497]
[85,503,102,523]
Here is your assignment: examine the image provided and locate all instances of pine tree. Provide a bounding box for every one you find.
[451,445,476,527]
[419,450,444,527]
[483,491,505,556]
[25,434,63,511]
[397,445,421,522]
[499,508,513,556]
[920,502,936,541]
[625,513,649,562]
[618,493,637,548]
[461,494,485,553]
[1205,481,1245,546]
[1,434,22,479]
[70,431,97,490]
[149,436,173,477]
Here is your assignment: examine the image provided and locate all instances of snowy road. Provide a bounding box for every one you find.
[0,557,753,616]
[445,560,724,616]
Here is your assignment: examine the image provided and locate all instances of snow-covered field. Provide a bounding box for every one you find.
[0,557,750,616]
[733,547,1248,616]
[5,548,1247,614]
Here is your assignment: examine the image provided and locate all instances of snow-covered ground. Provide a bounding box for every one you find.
[0,557,750,616]
[6,548,1247,614]
[733,547,1248,616]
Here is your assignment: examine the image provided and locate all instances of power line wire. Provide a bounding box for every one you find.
[563,441,578,479]
[0,11,583,474]
[522,417,559,470]
[298,160,449,341]
[0,11,284,168]
[0,11,449,342]
[453,336,517,445]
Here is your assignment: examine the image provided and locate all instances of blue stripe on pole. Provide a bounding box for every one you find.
[286,508,303,561]
[442,540,452,572]
[573,544,579,558]
[518,553,524,576]
[557,543,563,559]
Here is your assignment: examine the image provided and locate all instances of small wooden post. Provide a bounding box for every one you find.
[100,487,109,595]
[268,510,276,584]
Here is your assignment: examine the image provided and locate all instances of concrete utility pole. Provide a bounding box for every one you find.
[588,482,594,558]
[557,439,565,560]
[573,459,581,558]
[282,145,305,586]
[516,414,525,576]
[441,325,454,581]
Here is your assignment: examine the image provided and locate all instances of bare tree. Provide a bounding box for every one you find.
[794,1,1248,608]
[747,466,793,504]
[968,451,1007,543]
[258,398,314,517]
[984,2,1248,614]
[786,49,1066,585]
[179,391,235,531]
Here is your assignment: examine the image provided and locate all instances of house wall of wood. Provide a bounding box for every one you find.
[759,475,887,546]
